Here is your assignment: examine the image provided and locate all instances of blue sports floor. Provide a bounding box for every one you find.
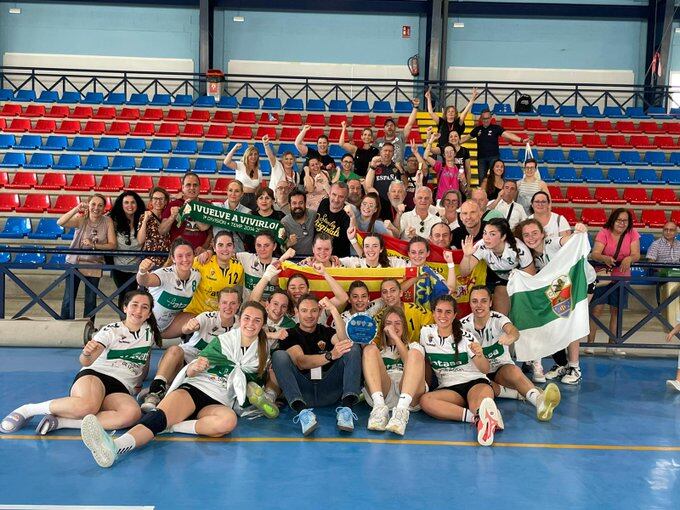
[1,347,679,510]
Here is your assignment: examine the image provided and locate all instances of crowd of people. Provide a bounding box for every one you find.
[1,94,678,468]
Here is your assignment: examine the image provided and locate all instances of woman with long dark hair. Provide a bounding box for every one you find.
[481,159,505,202]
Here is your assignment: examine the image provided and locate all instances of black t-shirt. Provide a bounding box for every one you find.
[469,124,505,159]
[314,198,351,257]
[438,117,465,146]
[305,147,335,170]
[451,221,486,249]
[279,324,337,375]
[353,146,379,177]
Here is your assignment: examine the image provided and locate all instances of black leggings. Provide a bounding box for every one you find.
[552,349,568,366]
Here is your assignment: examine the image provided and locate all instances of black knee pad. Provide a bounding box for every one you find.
[139,408,167,436]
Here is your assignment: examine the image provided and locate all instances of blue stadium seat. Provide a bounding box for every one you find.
[645,151,672,166]
[536,105,558,117]
[539,167,554,182]
[603,106,624,118]
[492,103,513,116]
[608,168,633,184]
[594,150,620,165]
[670,153,680,166]
[580,105,602,117]
[121,138,147,153]
[53,154,81,170]
[553,167,581,183]
[226,142,246,157]
[619,150,644,166]
[395,100,414,114]
[14,246,46,266]
[0,134,15,150]
[175,140,198,155]
[517,148,539,162]
[24,153,54,169]
[173,94,194,106]
[138,156,164,172]
[471,103,490,115]
[28,218,64,240]
[277,143,299,157]
[42,135,68,151]
[147,139,172,154]
[568,149,595,165]
[37,90,59,103]
[44,253,67,268]
[166,157,191,173]
[559,105,581,117]
[127,93,149,106]
[193,96,216,108]
[329,145,345,159]
[15,90,36,102]
[542,149,567,164]
[95,137,120,153]
[638,233,655,254]
[68,136,95,152]
[661,169,680,184]
[0,152,26,168]
[0,89,14,101]
[260,159,272,175]
[329,99,348,112]
[58,91,81,104]
[62,228,75,241]
[262,98,282,110]
[104,92,126,105]
[82,92,104,104]
[634,168,663,184]
[15,135,42,150]
[150,94,171,106]
[646,106,672,119]
[625,106,647,119]
[253,142,266,157]
[81,155,109,171]
[499,148,515,161]
[200,141,224,156]
[194,158,218,174]
[371,100,392,114]
[504,165,523,180]
[110,155,135,172]
[214,96,237,109]
[283,98,304,111]
[0,217,31,239]
[581,167,609,183]
[307,99,326,112]
[0,246,9,264]
[240,97,260,109]
[350,101,370,113]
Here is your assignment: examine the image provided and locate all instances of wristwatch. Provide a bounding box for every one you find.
[324,351,333,362]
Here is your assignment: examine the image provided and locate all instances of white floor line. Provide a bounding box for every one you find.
[0,506,154,510]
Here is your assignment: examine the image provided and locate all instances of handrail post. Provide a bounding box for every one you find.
[0,268,5,319]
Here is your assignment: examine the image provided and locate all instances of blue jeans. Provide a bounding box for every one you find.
[477,156,497,184]
[61,271,101,320]
[272,345,362,409]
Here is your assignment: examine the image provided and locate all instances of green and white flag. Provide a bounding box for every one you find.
[178,200,286,244]
[508,233,596,361]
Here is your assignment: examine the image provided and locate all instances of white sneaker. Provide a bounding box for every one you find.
[561,366,582,385]
[583,347,595,355]
[531,360,546,383]
[606,347,626,356]
[81,414,118,468]
[367,405,390,431]
[476,398,501,446]
[544,364,567,381]
[385,407,410,436]
[536,383,561,422]
[666,380,680,392]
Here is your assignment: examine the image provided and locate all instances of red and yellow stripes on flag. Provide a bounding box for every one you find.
[278,262,418,300]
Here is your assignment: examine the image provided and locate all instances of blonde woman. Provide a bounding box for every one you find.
[224,143,263,210]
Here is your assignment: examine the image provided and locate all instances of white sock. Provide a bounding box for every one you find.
[396,393,412,410]
[114,433,136,455]
[371,392,385,407]
[55,417,82,430]
[14,401,53,419]
[526,388,540,407]
[170,420,198,435]
[461,409,475,423]
[155,375,167,383]
[568,361,580,369]
[497,386,520,400]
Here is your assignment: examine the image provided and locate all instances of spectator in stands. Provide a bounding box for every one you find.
[346,178,364,209]
[339,122,379,177]
[223,143,263,210]
[263,135,300,194]
[374,98,420,166]
[314,181,352,257]
[273,181,292,216]
[295,126,336,172]
[461,109,528,183]
[365,144,406,214]
[588,208,641,355]
[348,192,393,238]
[59,194,116,321]
[282,190,316,257]
[299,234,342,268]
[647,221,680,336]
[138,187,171,269]
[399,187,441,241]
[430,222,453,249]
[451,199,486,249]
[404,139,430,208]
[490,180,527,229]
[480,159,505,202]
[424,132,468,201]
[438,189,462,230]
[109,191,145,311]
[334,153,362,183]
[516,159,548,213]
[253,187,285,223]
[215,180,251,254]
[425,87,478,143]
[528,190,571,237]
[160,172,212,254]
[379,180,408,226]
[305,167,331,211]
[302,156,325,192]
[471,188,504,222]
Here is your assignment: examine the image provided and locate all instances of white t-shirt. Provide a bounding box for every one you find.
[472,239,533,280]
[236,252,279,301]
[533,236,563,272]
[149,266,201,331]
[235,160,263,189]
[529,212,571,238]
[460,312,513,372]
[411,324,487,387]
[399,210,442,240]
[84,321,155,394]
[180,311,238,363]
[339,255,406,268]
[493,200,528,230]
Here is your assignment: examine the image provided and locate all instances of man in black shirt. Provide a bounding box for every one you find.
[314,182,352,256]
[462,108,528,183]
[451,199,486,249]
[272,295,362,435]
[365,143,406,216]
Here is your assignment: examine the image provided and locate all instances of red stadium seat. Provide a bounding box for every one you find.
[556,133,580,147]
[352,129,364,143]
[70,106,93,119]
[0,193,20,211]
[94,174,125,192]
[671,209,680,224]
[118,107,140,120]
[350,115,371,128]
[328,115,347,127]
[23,105,46,118]
[1,104,23,117]
[546,119,569,132]
[0,118,4,130]
[638,121,663,134]
[651,188,679,205]
[81,121,106,135]
[605,134,630,149]
[157,176,182,193]
[182,123,204,138]
[616,120,636,133]
[565,186,596,204]
[141,108,164,121]
[594,187,625,204]
[547,185,567,203]
[199,178,211,194]
[92,107,116,120]
[205,124,228,139]
[6,172,37,189]
[552,206,578,225]
[569,120,593,132]
[500,118,522,130]
[256,126,277,140]
[0,172,6,187]
[212,111,233,124]
[5,118,31,133]
[132,122,156,136]
[662,121,680,135]
[36,172,67,190]
[45,105,70,118]
[212,177,232,195]
[282,113,303,126]
[157,123,180,137]
[533,133,557,147]
[523,119,545,131]
[33,119,56,133]
[641,210,667,228]
[235,112,257,125]
[305,114,326,127]
[629,210,645,228]
[622,188,654,205]
[653,135,675,150]
[258,113,279,125]
[64,173,96,191]
[582,134,606,148]
[581,208,607,226]
[47,194,80,214]
[279,127,298,142]
[127,175,154,192]
[165,109,187,122]
[17,193,50,213]
[593,120,615,133]
[630,134,655,150]
[106,121,130,136]
[189,110,211,123]
[304,128,324,142]
[230,125,253,140]
[328,128,341,143]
